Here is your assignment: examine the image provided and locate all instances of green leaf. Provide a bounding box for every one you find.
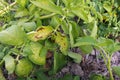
[111,44,120,53]
[69,22,81,47]
[70,21,80,39]
[69,23,74,47]
[73,36,97,47]
[45,39,56,50]
[97,38,120,55]
[97,12,103,22]
[0,52,4,59]
[97,38,114,47]
[0,68,6,80]
[61,20,69,34]
[90,21,98,38]
[103,2,112,13]
[15,9,29,18]
[62,0,73,7]
[28,42,45,65]
[59,74,73,80]
[71,6,88,22]
[34,71,49,80]
[29,42,43,54]
[50,16,60,28]
[112,66,120,77]
[0,25,26,46]
[16,0,28,8]
[4,55,15,74]
[73,76,80,80]
[27,26,53,41]
[31,0,63,14]
[22,22,37,32]
[54,52,67,73]
[39,47,48,64]
[90,74,106,80]
[22,44,33,56]
[107,44,120,56]
[79,45,93,54]
[68,52,82,63]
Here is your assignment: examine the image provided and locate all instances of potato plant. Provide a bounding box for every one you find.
[0,0,120,80]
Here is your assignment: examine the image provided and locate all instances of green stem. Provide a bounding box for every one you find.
[53,15,66,32]
[40,13,56,19]
[107,56,114,80]
[100,47,114,80]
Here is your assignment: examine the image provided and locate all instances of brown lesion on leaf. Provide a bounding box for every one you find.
[63,43,66,46]
[36,27,45,32]
[34,35,43,39]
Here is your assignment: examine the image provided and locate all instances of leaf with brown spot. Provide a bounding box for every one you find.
[54,32,69,55]
[27,26,53,41]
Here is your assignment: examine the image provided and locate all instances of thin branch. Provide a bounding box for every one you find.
[0,1,16,15]
[40,13,56,19]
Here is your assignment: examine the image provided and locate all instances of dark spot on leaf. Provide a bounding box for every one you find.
[37,27,45,32]
[63,43,66,46]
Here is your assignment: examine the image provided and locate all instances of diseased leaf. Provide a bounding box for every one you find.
[31,0,63,14]
[54,32,69,55]
[27,26,53,41]
[54,52,67,73]
[0,25,26,45]
[68,52,82,63]
[28,42,45,65]
[4,55,15,74]
[15,58,33,77]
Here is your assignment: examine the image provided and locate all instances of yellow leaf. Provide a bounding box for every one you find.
[27,26,53,41]
[55,32,69,55]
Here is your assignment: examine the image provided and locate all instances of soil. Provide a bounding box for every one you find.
[54,50,120,80]
[2,49,120,80]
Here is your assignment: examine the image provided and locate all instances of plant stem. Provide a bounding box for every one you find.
[100,47,114,80]
[0,1,17,15]
[40,13,56,19]
[107,56,114,80]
